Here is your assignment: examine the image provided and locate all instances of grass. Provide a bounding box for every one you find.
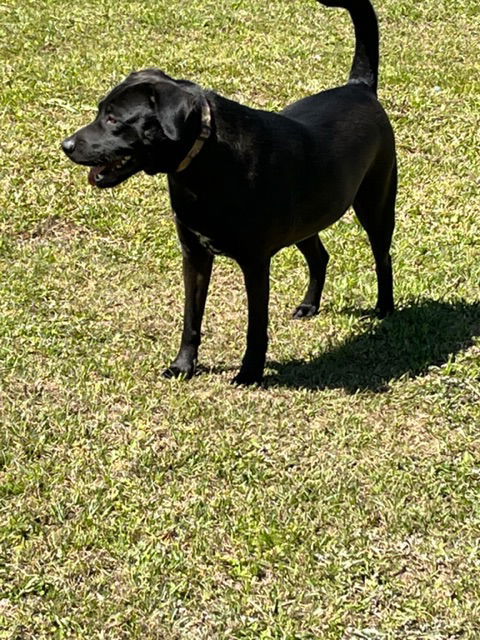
[0,0,479,637]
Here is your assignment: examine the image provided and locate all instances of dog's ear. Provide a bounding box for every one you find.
[149,82,198,142]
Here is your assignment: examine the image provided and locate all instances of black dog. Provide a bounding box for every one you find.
[62,0,396,385]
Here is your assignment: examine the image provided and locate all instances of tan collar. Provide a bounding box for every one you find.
[176,98,212,172]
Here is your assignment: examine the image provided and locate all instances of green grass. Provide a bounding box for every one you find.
[1,0,479,637]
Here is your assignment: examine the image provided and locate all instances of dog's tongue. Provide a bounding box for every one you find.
[88,166,105,186]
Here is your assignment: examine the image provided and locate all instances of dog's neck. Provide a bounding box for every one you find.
[176,98,212,172]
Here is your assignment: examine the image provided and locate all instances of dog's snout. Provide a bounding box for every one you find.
[62,136,76,155]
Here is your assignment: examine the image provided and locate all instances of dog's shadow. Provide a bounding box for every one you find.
[265,299,480,392]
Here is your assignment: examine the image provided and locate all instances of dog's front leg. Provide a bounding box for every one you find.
[232,258,271,386]
[163,224,213,380]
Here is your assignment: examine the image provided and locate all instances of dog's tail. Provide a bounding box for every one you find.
[317,0,379,94]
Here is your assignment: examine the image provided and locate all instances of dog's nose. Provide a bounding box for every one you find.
[62,136,76,155]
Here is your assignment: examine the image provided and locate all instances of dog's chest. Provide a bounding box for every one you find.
[189,228,224,255]
[170,183,227,255]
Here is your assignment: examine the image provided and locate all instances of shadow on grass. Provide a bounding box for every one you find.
[265,300,480,392]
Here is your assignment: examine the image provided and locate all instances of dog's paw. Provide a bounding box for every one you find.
[231,370,263,387]
[375,305,394,319]
[292,303,318,319]
[162,364,194,380]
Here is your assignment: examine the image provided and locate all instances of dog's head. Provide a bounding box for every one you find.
[62,70,206,188]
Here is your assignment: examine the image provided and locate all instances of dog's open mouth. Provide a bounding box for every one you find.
[88,155,140,188]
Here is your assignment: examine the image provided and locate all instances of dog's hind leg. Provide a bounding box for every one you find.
[353,162,397,318]
[293,234,329,318]
[163,223,214,379]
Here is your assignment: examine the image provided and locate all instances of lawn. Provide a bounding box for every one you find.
[0,0,479,638]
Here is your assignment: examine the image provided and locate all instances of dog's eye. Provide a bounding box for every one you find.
[106,114,118,125]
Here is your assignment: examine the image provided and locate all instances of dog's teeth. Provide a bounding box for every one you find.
[115,157,130,169]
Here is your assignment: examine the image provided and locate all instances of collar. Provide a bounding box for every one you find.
[176,98,212,172]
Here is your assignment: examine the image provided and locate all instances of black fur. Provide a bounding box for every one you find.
[63,0,396,385]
